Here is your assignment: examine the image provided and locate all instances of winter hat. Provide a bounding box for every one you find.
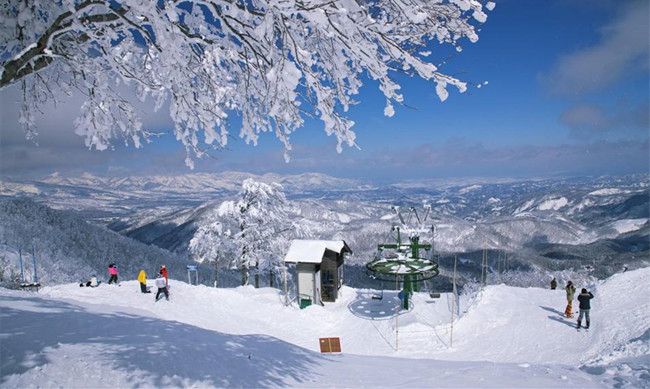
[581,288,587,293]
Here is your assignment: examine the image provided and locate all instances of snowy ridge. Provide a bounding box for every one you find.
[1,268,648,387]
[1,174,648,284]
[34,171,367,195]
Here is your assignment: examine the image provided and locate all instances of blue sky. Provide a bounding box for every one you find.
[1,0,648,182]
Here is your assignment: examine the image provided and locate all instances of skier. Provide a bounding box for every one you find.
[550,277,557,290]
[160,265,168,286]
[564,281,576,318]
[577,288,594,329]
[108,263,118,285]
[155,272,169,301]
[138,269,151,293]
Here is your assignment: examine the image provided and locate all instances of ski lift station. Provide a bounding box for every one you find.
[283,239,352,308]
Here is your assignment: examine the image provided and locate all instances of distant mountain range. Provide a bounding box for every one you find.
[1,172,648,286]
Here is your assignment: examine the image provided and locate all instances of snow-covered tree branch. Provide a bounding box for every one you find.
[1,0,493,166]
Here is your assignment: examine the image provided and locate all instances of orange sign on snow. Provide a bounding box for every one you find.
[319,337,342,353]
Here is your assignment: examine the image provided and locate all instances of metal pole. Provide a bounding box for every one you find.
[32,244,38,284]
[451,254,457,347]
[395,273,399,351]
[480,250,485,299]
[283,264,289,306]
[19,248,25,285]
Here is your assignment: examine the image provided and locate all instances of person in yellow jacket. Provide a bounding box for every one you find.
[138,270,151,294]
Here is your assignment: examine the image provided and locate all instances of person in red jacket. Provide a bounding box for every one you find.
[160,265,168,286]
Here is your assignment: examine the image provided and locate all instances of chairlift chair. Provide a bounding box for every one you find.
[424,279,441,299]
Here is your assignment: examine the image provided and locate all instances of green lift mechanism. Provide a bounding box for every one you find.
[366,205,440,310]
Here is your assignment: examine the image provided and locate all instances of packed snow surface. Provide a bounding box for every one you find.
[2,268,649,388]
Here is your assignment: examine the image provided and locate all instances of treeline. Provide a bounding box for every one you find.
[0,198,191,286]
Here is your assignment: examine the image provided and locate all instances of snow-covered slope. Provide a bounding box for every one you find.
[0,198,189,286]
[1,268,648,387]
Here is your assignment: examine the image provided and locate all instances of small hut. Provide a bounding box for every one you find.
[284,239,352,308]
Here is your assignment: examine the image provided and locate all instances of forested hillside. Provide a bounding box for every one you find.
[0,198,189,286]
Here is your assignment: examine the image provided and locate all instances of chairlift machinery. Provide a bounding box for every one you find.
[366,205,440,310]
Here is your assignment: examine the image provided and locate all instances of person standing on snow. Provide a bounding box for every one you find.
[108,263,118,285]
[564,281,576,317]
[155,272,170,301]
[550,277,557,290]
[577,288,594,329]
[160,265,168,286]
[138,269,151,293]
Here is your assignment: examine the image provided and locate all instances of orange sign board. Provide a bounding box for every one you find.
[319,337,341,353]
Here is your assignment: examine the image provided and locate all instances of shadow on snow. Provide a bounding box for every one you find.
[0,294,332,387]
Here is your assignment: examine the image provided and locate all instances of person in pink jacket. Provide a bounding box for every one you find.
[108,263,118,284]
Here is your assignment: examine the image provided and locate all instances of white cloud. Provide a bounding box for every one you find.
[559,101,650,137]
[544,0,649,95]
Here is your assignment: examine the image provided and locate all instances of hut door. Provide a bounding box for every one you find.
[298,269,315,305]
[320,268,336,302]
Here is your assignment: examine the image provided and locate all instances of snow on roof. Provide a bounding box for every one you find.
[284,239,350,264]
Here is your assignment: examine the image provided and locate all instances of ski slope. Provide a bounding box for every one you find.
[1,268,649,388]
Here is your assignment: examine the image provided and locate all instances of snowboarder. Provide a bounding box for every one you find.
[108,263,118,285]
[155,272,169,301]
[564,281,576,318]
[550,277,557,290]
[138,269,151,293]
[160,265,168,286]
[577,288,594,329]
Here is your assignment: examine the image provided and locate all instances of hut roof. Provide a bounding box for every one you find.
[283,239,351,264]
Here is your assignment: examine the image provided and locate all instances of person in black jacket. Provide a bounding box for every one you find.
[577,288,594,329]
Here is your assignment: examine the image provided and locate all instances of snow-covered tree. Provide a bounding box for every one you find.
[1,0,493,166]
[188,208,237,287]
[220,178,303,287]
